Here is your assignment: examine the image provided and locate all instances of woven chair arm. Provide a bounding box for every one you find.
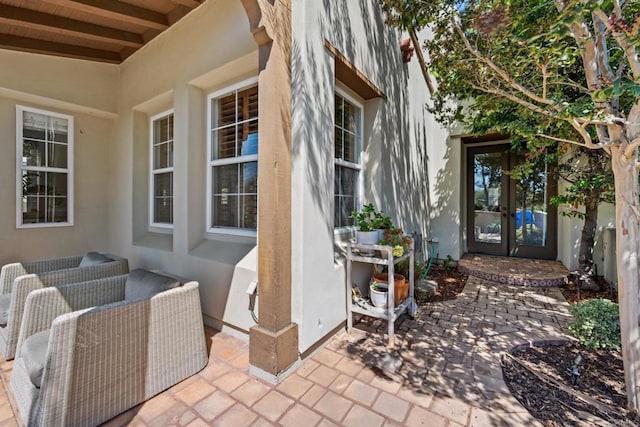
[0,256,82,294]
[37,259,129,287]
[37,282,207,427]
[16,275,127,357]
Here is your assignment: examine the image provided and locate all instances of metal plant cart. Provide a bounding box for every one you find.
[345,237,416,346]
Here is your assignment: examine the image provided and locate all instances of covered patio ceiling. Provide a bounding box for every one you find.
[0,0,207,63]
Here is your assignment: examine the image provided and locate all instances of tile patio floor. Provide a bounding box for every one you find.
[0,262,574,426]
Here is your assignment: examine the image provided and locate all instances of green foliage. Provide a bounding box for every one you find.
[350,204,392,231]
[442,255,455,273]
[568,299,621,351]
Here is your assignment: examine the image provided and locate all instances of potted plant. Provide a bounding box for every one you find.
[351,204,392,245]
[379,228,412,257]
[369,281,388,308]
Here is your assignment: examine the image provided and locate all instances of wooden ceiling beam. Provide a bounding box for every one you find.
[0,34,121,63]
[0,4,143,48]
[40,0,169,30]
[169,0,201,8]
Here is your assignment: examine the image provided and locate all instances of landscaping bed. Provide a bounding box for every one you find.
[502,341,637,426]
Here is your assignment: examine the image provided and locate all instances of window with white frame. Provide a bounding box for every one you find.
[207,79,258,233]
[150,111,174,227]
[16,106,73,227]
[334,90,362,228]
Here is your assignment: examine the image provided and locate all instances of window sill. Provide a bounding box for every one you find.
[133,232,173,252]
[190,236,256,265]
[17,222,74,229]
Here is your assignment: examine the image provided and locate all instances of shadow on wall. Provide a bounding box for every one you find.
[428,139,461,256]
[291,0,434,244]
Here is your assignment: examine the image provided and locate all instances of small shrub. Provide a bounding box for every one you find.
[568,298,621,351]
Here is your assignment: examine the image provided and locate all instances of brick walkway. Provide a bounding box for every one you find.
[0,275,573,426]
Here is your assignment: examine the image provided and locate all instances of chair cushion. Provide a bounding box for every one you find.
[22,329,50,388]
[124,269,180,302]
[79,252,113,267]
[0,294,11,327]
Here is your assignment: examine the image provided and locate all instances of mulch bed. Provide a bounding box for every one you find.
[502,341,637,426]
[420,264,467,302]
[419,265,634,425]
[561,276,618,304]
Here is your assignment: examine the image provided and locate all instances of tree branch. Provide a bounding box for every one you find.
[593,9,640,81]
[592,11,616,85]
[537,133,584,146]
[469,83,556,117]
[624,136,640,159]
[452,19,557,108]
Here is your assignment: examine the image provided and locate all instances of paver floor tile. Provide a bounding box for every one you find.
[0,404,12,423]
[307,365,340,387]
[429,394,471,425]
[300,384,328,407]
[214,403,257,426]
[174,378,217,406]
[404,406,448,427]
[313,349,342,367]
[252,390,294,422]
[230,378,271,407]
[342,404,385,427]
[136,392,177,422]
[372,391,410,423]
[313,390,353,423]
[276,374,314,399]
[297,359,320,377]
[328,373,353,394]
[317,419,339,427]
[193,390,235,421]
[279,403,322,427]
[214,370,251,393]
[343,379,380,406]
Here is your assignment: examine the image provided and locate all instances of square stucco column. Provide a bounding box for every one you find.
[241,0,299,380]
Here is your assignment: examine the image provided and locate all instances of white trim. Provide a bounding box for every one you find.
[333,87,364,229]
[16,105,74,228]
[206,77,259,236]
[149,109,174,229]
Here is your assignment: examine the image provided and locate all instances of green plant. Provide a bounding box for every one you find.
[442,255,455,273]
[350,204,392,231]
[568,299,621,351]
[379,228,411,257]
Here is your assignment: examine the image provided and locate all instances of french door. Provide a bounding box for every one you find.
[466,144,557,259]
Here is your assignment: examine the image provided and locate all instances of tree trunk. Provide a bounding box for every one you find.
[576,194,600,291]
[611,144,640,411]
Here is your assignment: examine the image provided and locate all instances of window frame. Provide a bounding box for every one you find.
[206,76,259,238]
[149,109,175,230]
[16,105,74,229]
[333,86,364,233]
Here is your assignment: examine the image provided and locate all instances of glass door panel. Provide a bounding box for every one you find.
[467,146,509,256]
[510,158,557,259]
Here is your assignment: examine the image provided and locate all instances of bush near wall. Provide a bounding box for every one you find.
[568,298,621,351]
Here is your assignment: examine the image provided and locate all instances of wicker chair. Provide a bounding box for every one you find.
[0,253,129,359]
[11,271,207,427]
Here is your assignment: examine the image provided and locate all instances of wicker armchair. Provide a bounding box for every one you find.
[0,253,129,359]
[11,271,207,427]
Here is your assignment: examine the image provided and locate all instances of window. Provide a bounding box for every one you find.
[150,111,174,227]
[16,106,73,227]
[207,78,258,234]
[334,89,362,229]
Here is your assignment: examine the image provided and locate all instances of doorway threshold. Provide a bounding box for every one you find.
[458,254,568,287]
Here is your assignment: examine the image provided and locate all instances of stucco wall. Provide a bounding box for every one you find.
[0,52,117,265]
[109,0,261,335]
[291,1,448,352]
[0,0,456,355]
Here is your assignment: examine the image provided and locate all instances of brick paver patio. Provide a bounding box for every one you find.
[0,260,574,426]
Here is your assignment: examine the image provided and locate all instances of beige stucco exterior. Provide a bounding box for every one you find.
[0,0,617,361]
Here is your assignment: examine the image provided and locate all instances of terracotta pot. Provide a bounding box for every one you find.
[372,273,408,305]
